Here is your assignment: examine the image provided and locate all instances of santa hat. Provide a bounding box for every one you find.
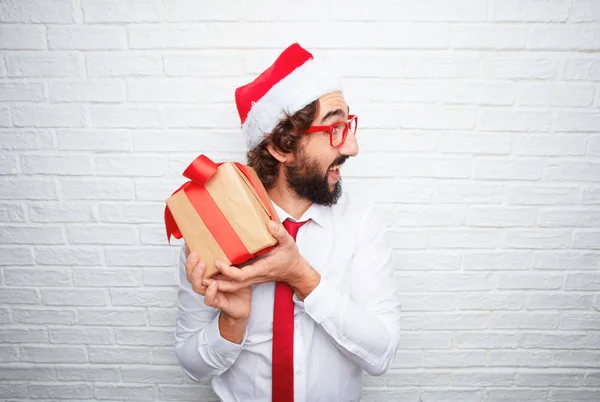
[235,43,342,150]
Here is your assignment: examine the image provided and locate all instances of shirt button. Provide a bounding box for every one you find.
[296,369,302,376]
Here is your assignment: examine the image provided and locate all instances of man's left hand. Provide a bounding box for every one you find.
[205,220,320,298]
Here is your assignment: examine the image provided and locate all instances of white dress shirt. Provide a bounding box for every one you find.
[174,191,401,402]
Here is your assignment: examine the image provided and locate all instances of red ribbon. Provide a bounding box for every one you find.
[165,154,276,265]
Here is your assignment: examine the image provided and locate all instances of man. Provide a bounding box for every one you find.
[174,43,401,402]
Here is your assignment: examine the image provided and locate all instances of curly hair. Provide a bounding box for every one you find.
[246,100,318,190]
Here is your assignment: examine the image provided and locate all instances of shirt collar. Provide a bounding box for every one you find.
[270,200,329,229]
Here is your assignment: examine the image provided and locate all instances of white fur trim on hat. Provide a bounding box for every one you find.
[242,58,342,150]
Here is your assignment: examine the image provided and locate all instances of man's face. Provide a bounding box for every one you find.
[285,91,359,206]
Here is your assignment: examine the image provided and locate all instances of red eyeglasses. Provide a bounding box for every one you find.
[300,114,358,148]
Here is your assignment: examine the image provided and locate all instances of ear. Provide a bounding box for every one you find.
[266,143,289,163]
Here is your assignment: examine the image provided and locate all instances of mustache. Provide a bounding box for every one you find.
[330,156,349,169]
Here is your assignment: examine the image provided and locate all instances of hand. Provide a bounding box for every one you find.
[185,250,252,321]
[209,220,321,299]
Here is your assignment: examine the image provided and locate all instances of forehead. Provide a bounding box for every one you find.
[316,91,348,122]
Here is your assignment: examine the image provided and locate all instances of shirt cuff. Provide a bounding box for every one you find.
[301,277,344,324]
[199,311,246,368]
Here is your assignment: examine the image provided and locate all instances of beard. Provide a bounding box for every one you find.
[285,152,348,206]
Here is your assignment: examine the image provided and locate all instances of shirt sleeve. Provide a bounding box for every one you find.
[174,247,247,381]
[298,204,401,376]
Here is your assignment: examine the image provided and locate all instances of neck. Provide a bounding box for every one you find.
[267,170,312,220]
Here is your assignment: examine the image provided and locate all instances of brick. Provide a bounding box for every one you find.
[467,206,536,227]
[0,129,53,150]
[0,105,11,126]
[526,294,593,310]
[0,0,76,23]
[86,51,163,77]
[389,230,428,250]
[21,345,86,363]
[41,288,107,306]
[148,308,178,326]
[29,202,96,223]
[88,346,151,364]
[48,25,126,50]
[454,332,520,349]
[497,273,563,290]
[572,231,600,249]
[29,384,93,399]
[530,25,600,50]
[0,364,55,380]
[5,267,71,286]
[62,178,134,200]
[13,308,76,325]
[429,229,499,249]
[553,111,600,132]
[589,136,600,156]
[96,155,168,177]
[73,267,142,287]
[21,155,93,176]
[507,185,579,205]
[394,156,472,178]
[133,178,193,201]
[517,134,588,157]
[68,225,137,245]
[134,129,245,153]
[452,371,514,387]
[393,252,461,271]
[0,203,25,222]
[522,333,600,349]
[396,332,452,349]
[35,246,103,265]
[423,313,490,330]
[582,187,600,204]
[0,328,47,343]
[538,208,600,228]
[362,389,420,401]
[519,83,595,107]
[0,153,18,174]
[483,57,557,80]
[0,82,45,101]
[57,129,133,152]
[0,288,40,304]
[394,206,465,227]
[361,106,476,130]
[56,365,120,382]
[122,365,183,383]
[544,161,600,182]
[91,105,163,128]
[585,372,600,386]
[0,247,34,265]
[488,350,552,367]
[452,25,529,49]
[435,183,504,204]
[79,308,147,326]
[422,351,486,367]
[491,0,569,21]
[462,251,533,270]
[439,132,511,154]
[165,0,240,21]
[0,383,27,398]
[458,293,524,310]
[564,58,600,80]
[561,313,600,330]
[49,79,126,102]
[128,77,236,103]
[0,225,65,245]
[94,384,157,400]
[167,105,237,128]
[143,268,178,286]
[6,51,83,78]
[495,312,560,329]
[479,109,551,132]
[13,104,85,128]
[49,327,111,344]
[475,158,544,181]
[139,224,169,245]
[366,370,450,386]
[164,52,246,77]
[0,308,9,324]
[110,288,177,307]
[503,229,571,249]
[0,178,58,200]
[153,347,179,365]
[549,390,600,401]
[115,328,173,346]
[83,0,161,23]
[398,294,457,312]
[553,351,600,368]
[105,247,176,267]
[487,389,552,402]
[571,0,600,21]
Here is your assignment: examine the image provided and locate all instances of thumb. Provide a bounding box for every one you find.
[268,220,289,244]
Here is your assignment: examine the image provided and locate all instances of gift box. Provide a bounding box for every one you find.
[165,154,279,279]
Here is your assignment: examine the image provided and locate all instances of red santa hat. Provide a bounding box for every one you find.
[235,43,342,150]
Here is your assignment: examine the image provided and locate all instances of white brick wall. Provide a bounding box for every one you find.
[0,1,599,401]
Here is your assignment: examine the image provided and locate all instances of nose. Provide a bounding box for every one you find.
[340,129,359,157]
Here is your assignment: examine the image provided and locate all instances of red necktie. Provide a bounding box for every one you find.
[272,218,308,402]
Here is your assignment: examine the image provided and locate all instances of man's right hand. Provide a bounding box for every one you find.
[185,249,251,343]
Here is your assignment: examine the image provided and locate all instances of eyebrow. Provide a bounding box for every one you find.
[319,106,351,124]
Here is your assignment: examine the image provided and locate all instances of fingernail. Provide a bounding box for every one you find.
[189,251,198,260]
[269,221,278,231]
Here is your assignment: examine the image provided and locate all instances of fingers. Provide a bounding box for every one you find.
[268,220,291,245]
[204,280,220,308]
[185,251,199,282]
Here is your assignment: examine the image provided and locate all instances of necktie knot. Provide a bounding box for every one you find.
[283,218,309,241]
